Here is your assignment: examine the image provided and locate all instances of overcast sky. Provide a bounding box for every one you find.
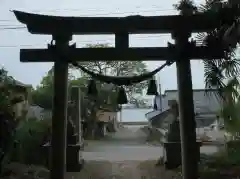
[0,0,208,91]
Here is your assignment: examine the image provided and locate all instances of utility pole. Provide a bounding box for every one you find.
[158,75,163,112]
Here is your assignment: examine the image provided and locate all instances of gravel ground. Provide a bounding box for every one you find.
[65,160,177,179]
[66,126,221,179]
[82,127,220,161]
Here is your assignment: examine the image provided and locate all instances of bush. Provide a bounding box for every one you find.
[1,163,50,179]
[173,147,240,178]
[0,111,17,174]
[199,148,240,178]
[9,118,51,166]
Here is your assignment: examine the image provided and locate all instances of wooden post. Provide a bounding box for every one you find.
[115,31,129,73]
[51,35,71,179]
[115,32,128,126]
[173,31,198,179]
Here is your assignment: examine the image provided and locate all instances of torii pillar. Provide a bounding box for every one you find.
[173,30,198,178]
[51,34,70,179]
[67,86,84,172]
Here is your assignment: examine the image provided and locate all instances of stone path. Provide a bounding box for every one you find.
[65,126,220,179]
[65,160,177,179]
[82,126,162,161]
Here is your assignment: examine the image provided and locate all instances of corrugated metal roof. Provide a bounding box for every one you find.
[2,77,31,88]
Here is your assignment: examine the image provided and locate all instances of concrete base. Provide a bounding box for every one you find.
[43,143,84,172]
[66,144,83,172]
[66,158,84,172]
[163,142,202,170]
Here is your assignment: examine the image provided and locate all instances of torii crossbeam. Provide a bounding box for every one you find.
[13,10,224,179]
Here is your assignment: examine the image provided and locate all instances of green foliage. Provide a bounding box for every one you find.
[218,77,240,133]
[174,0,240,133]
[31,66,73,110]
[31,89,53,110]
[0,67,51,170]
[175,150,240,178]
[32,43,149,112]
[199,149,240,178]
[175,0,240,102]
[174,0,198,14]
[31,69,54,110]
[201,151,239,169]
[0,68,13,112]
[9,118,51,166]
[70,76,119,117]
[196,0,240,99]
[0,67,21,173]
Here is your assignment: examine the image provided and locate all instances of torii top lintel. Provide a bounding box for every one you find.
[13,10,220,35]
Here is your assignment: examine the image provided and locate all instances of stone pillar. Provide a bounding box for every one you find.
[167,100,181,142]
[70,86,82,144]
[65,86,84,172]
[168,99,179,118]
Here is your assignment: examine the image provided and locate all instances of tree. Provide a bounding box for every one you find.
[0,68,11,111]
[199,0,240,134]
[69,77,119,139]
[75,43,149,107]
[197,0,240,97]
[219,77,240,138]
[0,68,13,174]
[31,65,120,139]
[31,66,74,110]
[174,0,240,96]
[31,68,54,110]
[0,68,24,174]
[175,0,240,133]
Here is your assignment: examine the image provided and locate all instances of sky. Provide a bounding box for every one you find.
[0,0,207,92]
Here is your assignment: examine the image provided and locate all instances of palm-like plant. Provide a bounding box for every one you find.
[197,0,240,98]
[199,0,240,134]
[175,0,240,133]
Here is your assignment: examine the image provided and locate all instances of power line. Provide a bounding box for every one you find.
[0,7,176,47]
[0,26,25,30]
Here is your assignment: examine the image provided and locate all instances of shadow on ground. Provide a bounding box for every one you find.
[66,160,177,179]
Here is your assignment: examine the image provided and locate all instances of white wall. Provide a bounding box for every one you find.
[27,105,52,120]
[118,108,152,122]
[155,90,221,114]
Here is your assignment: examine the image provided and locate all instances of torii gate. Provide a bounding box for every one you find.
[13,10,223,179]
